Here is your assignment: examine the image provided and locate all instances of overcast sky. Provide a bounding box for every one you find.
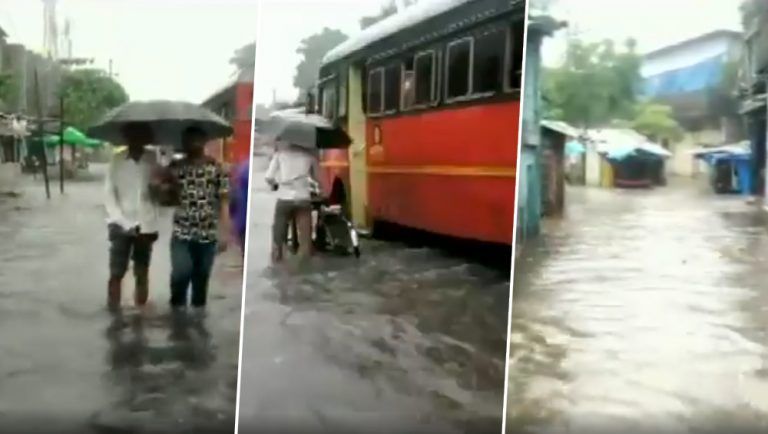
[542,0,742,66]
[253,0,383,105]
[0,0,259,102]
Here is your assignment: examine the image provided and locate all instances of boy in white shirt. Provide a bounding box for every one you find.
[265,141,319,262]
[104,122,160,310]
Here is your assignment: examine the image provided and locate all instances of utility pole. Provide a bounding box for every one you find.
[58,94,64,193]
[108,59,113,78]
[34,70,51,199]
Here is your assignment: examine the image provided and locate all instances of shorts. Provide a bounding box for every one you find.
[108,223,159,278]
[272,199,312,246]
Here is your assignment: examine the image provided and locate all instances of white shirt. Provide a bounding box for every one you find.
[104,148,161,233]
[264,146,319,201]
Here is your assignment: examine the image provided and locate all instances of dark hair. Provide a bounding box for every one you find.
[122,122,152,135]
[183,126,208,141]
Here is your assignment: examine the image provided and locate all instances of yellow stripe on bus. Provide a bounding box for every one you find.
[367,165,516,177]
[320,161,350,169]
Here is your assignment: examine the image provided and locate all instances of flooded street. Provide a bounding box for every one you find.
[238,158,511,433]
[508,180,768,433]
[0,166,241,433]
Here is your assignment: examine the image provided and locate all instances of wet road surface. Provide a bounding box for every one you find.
[508,180,768,434]
[238,157,511,433]
[0,166,241,433]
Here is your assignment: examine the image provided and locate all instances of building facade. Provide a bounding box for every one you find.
[641,30,743,177]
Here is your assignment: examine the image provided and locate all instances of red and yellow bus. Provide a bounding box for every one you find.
[203,69,254,166]
[316,0,524,245]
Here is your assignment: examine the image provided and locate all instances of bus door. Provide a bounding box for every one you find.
[347,65,370,231]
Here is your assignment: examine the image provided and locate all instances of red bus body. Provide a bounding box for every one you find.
[203,75,254,166]
[317,0,524,246]
[367,101,518,244]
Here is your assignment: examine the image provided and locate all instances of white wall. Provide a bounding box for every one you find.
[0,163,21,193]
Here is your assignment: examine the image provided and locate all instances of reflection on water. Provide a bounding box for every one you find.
[94,310,227,432]
[508,182,768,434]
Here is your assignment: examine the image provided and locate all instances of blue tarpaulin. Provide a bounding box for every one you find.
[565,140,585,156]
[695,147,753,195]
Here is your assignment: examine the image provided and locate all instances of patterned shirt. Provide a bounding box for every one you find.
[170,158,229,243]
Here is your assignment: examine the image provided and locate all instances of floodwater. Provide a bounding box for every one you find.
[508,180,768,434]
[0,166,241,433]
[238,158,511,433]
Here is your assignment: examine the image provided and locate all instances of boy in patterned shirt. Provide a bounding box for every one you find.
[168,126,231,309]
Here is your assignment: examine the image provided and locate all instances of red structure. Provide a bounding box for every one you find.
[203,67,254,165]
[317,0,524,245]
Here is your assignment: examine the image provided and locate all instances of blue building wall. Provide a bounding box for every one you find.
[643,54,727,98]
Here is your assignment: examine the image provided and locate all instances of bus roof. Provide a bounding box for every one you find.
[322,0,474,66]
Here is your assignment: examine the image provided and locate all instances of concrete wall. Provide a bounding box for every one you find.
[0,162,21,193]
[667,128,724,177]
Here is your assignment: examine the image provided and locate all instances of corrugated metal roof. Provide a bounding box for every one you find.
[541,119,579,137]
[323,0,474,65]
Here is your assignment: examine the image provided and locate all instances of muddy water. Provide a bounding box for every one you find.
[239,159,512,433]
[508,181,768,434]
[0,168,241,433]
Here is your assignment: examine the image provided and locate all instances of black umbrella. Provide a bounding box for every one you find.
[87,100,233,147]
[254,111,352,150]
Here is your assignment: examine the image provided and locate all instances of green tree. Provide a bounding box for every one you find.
[740,0,768,29]
[0,72,19,109]
[631,103,683,143]
[543,38,641,128]
[60,68,128,130]
[230,41,255,74]
[293,28,348,100]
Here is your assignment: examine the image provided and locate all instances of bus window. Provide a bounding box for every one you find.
[446,37,473,100]
[383,64,401,113]
[506,22,525,91]
[473,28,506,94]
[414,51,436,105]
[402,56,416,110]
[339,83,347,117]
[322,83,337,120]
[367,68,384,115]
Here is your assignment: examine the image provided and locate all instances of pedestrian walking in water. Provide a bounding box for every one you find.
[230,159,250,256]
[104,122,160,311]
[168,126,230,309]
[265,141,319,262]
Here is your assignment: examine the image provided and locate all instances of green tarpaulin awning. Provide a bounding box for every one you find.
[39,126,104,148]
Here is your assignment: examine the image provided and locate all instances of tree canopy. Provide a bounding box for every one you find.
[60,68,128,130]
[543,38,641,128]
[631,103,683,143]
[740,0,768,29]
[0,72,19,110]
[230,41,255,74]
[293,28,348,101]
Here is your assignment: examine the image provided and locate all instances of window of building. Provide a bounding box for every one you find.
[384,64,401,113]
[473,28,506,94]
[446,38,473,100]
[414,51,436,105]
[367,68,384,115]
[506,23,525,91]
